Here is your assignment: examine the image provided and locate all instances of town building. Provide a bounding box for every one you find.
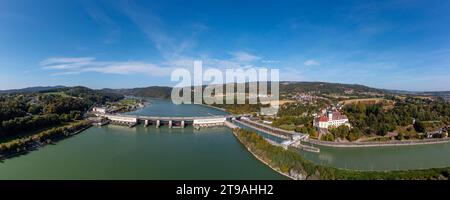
[313,110,351,130]
[193,118,226,128]
[92,107,108,114]
[426,128,449,138]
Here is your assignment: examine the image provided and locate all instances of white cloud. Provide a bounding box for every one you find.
[230,51,261,62]
[304,59,320,66]
[40,57,95,66]
[41,57,172,77]
[261,60,279,64]
[40,55,269,78]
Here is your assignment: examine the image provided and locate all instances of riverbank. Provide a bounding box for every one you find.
[233,128,450,180]
[0,121,92,161]
[308,137,450,148]
[200,103,227,112]
[230,128,295,180]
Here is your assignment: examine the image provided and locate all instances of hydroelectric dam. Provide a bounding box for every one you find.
[94,113,234,129]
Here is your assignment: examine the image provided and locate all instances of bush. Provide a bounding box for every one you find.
[278,124,296,131]
[321,133,335,141]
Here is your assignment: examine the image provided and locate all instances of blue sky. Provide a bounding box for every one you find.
[1,0,450,91]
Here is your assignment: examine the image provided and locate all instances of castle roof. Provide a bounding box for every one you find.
[318,116,328,122]
[331,111,348,120]
[315,111,348,122]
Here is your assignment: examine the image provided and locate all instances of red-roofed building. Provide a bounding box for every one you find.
[313,111,351,130]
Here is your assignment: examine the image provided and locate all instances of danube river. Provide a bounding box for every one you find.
[299,142,450,171]
[0,99,286,180]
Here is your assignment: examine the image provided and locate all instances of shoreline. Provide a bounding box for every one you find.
[230,129,295,180]
[0,122,92,161]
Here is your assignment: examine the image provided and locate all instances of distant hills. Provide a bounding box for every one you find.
[105,86,172,99]
[279,81,383,94]
[0,86,67,94]
[382,89,450,97]
[416,91,450,101]
[1,82,449,99]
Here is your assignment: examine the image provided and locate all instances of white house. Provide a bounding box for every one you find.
[313,111,351,129]
[92,107,108,114]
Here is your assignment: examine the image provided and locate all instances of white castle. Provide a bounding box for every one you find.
[313,111,351,129]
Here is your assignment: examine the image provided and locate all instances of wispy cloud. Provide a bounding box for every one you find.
[82,1,121,44]
[41,57,171,76]
[261,60,279,64]
[40,57,95,67]
[230,51,261,62]
[117,1,203,59]
[304,59,320,66]
[45,2,271,79]
[40,49,272,78]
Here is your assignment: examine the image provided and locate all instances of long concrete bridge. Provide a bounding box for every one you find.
[95,113,234,128]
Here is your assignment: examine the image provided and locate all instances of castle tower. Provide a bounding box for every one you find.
[327,111,333,120]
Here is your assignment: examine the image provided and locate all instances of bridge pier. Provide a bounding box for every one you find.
[156,120,160,128]
[144,120,149,127]
[181,120,185,128]
[169,120,173,128]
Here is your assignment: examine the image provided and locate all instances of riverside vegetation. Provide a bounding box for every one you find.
[235,129,450,180]
[0,121,91,156]
[0,86,123,158]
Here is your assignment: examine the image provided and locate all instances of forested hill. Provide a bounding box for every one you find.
[0,85,171,100]
[279,81,383,95]
[3,82,447,99]
[110,82,383,98]
[105,86,172,99]
[0,86,123,140]
[0,86,67,94]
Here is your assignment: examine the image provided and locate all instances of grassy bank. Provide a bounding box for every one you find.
[235,129,450,180]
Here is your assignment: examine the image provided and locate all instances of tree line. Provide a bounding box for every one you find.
[0,87,124,140]
[0,121,91,154]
